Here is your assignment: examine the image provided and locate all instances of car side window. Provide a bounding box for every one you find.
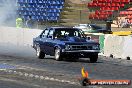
[47,29,54,38]
[49,29,54,35]
[41,29,49,38]
[74,31,80,37]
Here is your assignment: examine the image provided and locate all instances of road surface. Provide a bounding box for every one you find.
[0,43,132,88]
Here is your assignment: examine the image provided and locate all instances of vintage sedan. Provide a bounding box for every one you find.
[33,27,100,63]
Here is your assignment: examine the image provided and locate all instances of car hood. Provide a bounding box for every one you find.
[58,37,98,44]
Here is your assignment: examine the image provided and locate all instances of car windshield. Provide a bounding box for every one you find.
[90,24,102,29]
[54,28,85,39]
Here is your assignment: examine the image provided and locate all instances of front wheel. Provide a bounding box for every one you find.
[54,48,63,61]
[89,54,98,63]
[36,45,45,59]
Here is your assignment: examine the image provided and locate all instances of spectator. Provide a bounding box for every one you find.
[117,18,121,28]
[121,18,130,28]
[26,16,34,29]
[16,15,23,28]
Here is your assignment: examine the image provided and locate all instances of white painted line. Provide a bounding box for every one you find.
[19,72,23,76]
[54,79,60,81]
[45,76,50,80]
[70,82,76,84]
[0,69,6,71]
[5,70,8,72]
[60,80,64,82]
[24,73,29,77]
[29,74,34,77]
[49,78,55,81]
[57,79,62,82]
[34,75,39,78]
[8,70,13,73]
[0,70,78,85]
[40,76,44,79]
[18,72,22,74]
[14,71,17,73]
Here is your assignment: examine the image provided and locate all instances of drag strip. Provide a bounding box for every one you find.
[0,43,132,88]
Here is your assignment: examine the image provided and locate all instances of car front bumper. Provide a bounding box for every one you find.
[62,49,100,53]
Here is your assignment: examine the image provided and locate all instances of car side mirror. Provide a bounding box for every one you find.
[48,35,54,39]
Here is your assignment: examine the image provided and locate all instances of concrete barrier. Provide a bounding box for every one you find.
[122,36,132,59]
[0,27,42,46]
[112,28,132,32]
[104,34,132,60]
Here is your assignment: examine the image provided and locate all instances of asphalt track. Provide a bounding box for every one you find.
[0,43,132,88]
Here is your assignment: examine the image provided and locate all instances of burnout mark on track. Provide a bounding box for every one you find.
[0,63,16,70]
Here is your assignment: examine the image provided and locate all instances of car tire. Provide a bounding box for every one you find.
[36,45,45,59]
[54,48,62,61]
[89,54,98,63]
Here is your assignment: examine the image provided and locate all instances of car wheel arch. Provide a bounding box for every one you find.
[54,45,61,51]
[35,43,41,49]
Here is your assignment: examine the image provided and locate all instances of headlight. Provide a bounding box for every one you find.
[92,45,99,50]
[65,45,71,50]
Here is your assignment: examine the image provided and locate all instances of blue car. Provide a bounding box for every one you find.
[33,27,100,63]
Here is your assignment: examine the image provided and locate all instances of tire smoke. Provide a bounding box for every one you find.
[0,0,16,27]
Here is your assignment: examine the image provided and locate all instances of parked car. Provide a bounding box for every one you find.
[74,24,111,33]
[33,27,100,63]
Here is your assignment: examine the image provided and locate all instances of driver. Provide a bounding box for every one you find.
[54,31,62,39]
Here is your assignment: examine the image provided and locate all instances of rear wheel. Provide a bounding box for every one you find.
[89,54,98,63]
[54,48,62,61]
[36,45,45,59]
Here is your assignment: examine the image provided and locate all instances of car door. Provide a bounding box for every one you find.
[45,28,56,56]
[39,28,49,54]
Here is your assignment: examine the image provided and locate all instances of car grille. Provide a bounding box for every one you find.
[70,45,92,50]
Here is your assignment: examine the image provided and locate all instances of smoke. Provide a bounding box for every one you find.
[0,0,16,27]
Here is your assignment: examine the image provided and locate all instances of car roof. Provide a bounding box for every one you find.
[48,26,79,30]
